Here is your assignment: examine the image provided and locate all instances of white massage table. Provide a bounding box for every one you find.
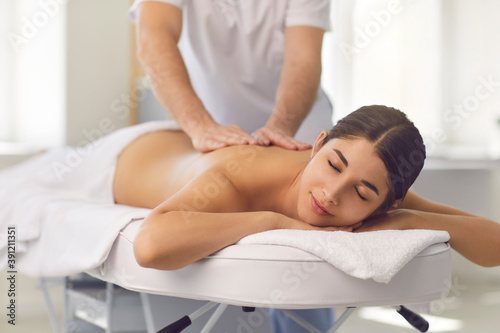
[63,219,451,333]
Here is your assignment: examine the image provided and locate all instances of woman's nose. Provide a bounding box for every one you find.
[323,185,342,206]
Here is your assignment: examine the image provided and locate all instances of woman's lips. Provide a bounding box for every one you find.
[311,194,332,216]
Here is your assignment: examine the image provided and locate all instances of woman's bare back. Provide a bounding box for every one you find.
[113,130,309,209]
[113,130,205,208]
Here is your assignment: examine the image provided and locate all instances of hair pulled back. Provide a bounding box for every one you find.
[323,105,426,212]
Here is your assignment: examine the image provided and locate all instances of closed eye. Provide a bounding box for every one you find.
[328,160,340,172]
[355,187,367,201]
[329,160,367,200]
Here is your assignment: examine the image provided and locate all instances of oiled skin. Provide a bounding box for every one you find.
[113,130,309,210]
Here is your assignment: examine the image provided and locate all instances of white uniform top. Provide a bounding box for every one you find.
[130,0,333,144]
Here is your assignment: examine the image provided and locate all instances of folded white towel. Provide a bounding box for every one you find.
[238,229,450,283]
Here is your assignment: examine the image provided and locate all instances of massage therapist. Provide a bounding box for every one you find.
[129,0,333,152]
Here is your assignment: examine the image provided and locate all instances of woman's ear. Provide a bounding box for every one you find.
[311,131,329,157]
[369,199,402,219]
[388,200,402,211]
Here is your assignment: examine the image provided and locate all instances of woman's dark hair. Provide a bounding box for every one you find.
[322,105,426,212]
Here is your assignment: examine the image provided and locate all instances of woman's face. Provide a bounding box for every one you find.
[298,132,390,227]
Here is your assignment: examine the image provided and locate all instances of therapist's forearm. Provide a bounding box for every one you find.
[270,58,322,136]
[137,31,215,137]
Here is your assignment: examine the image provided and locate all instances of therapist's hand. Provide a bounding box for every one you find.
[252,126,311,151]
[192,123,258,152]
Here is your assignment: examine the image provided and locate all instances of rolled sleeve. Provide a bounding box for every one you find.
[285,0,332,31]
[129,0,185,22]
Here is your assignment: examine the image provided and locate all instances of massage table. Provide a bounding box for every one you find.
[38,218,452,333]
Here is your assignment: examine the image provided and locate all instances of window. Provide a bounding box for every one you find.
[0,0,65,153]
[322,0,500,159]
[0,0,16,143]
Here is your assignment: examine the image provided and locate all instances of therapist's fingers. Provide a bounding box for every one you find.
[252,129,271,146]
[262,127,311,150]
[192,124,257,152]
[209,125,256,145]
[252,127,311,150]
[193,137,227,152]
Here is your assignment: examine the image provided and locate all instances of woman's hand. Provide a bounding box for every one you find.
[354,209,420,233]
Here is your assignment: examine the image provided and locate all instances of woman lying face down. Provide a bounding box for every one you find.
[123,105,500,270]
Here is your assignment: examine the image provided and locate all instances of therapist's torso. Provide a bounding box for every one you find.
[130,0,333,144]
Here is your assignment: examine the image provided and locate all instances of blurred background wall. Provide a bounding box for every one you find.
[1,0,500,331]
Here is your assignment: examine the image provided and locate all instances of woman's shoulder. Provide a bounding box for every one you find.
[207,144,294,172]
[206,145,308,189]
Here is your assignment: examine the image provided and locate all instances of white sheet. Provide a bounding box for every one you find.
[14,201,150,277]
[239,229,450,283]
[0,121,177,276]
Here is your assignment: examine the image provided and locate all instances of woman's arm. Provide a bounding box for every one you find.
[357,191,500,267]
[398,190,475,216]
[133,166,350,270]
[414,211,500,267]
[135,209,282,270]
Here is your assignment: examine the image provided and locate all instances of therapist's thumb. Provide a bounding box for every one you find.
[192,137,226,152]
